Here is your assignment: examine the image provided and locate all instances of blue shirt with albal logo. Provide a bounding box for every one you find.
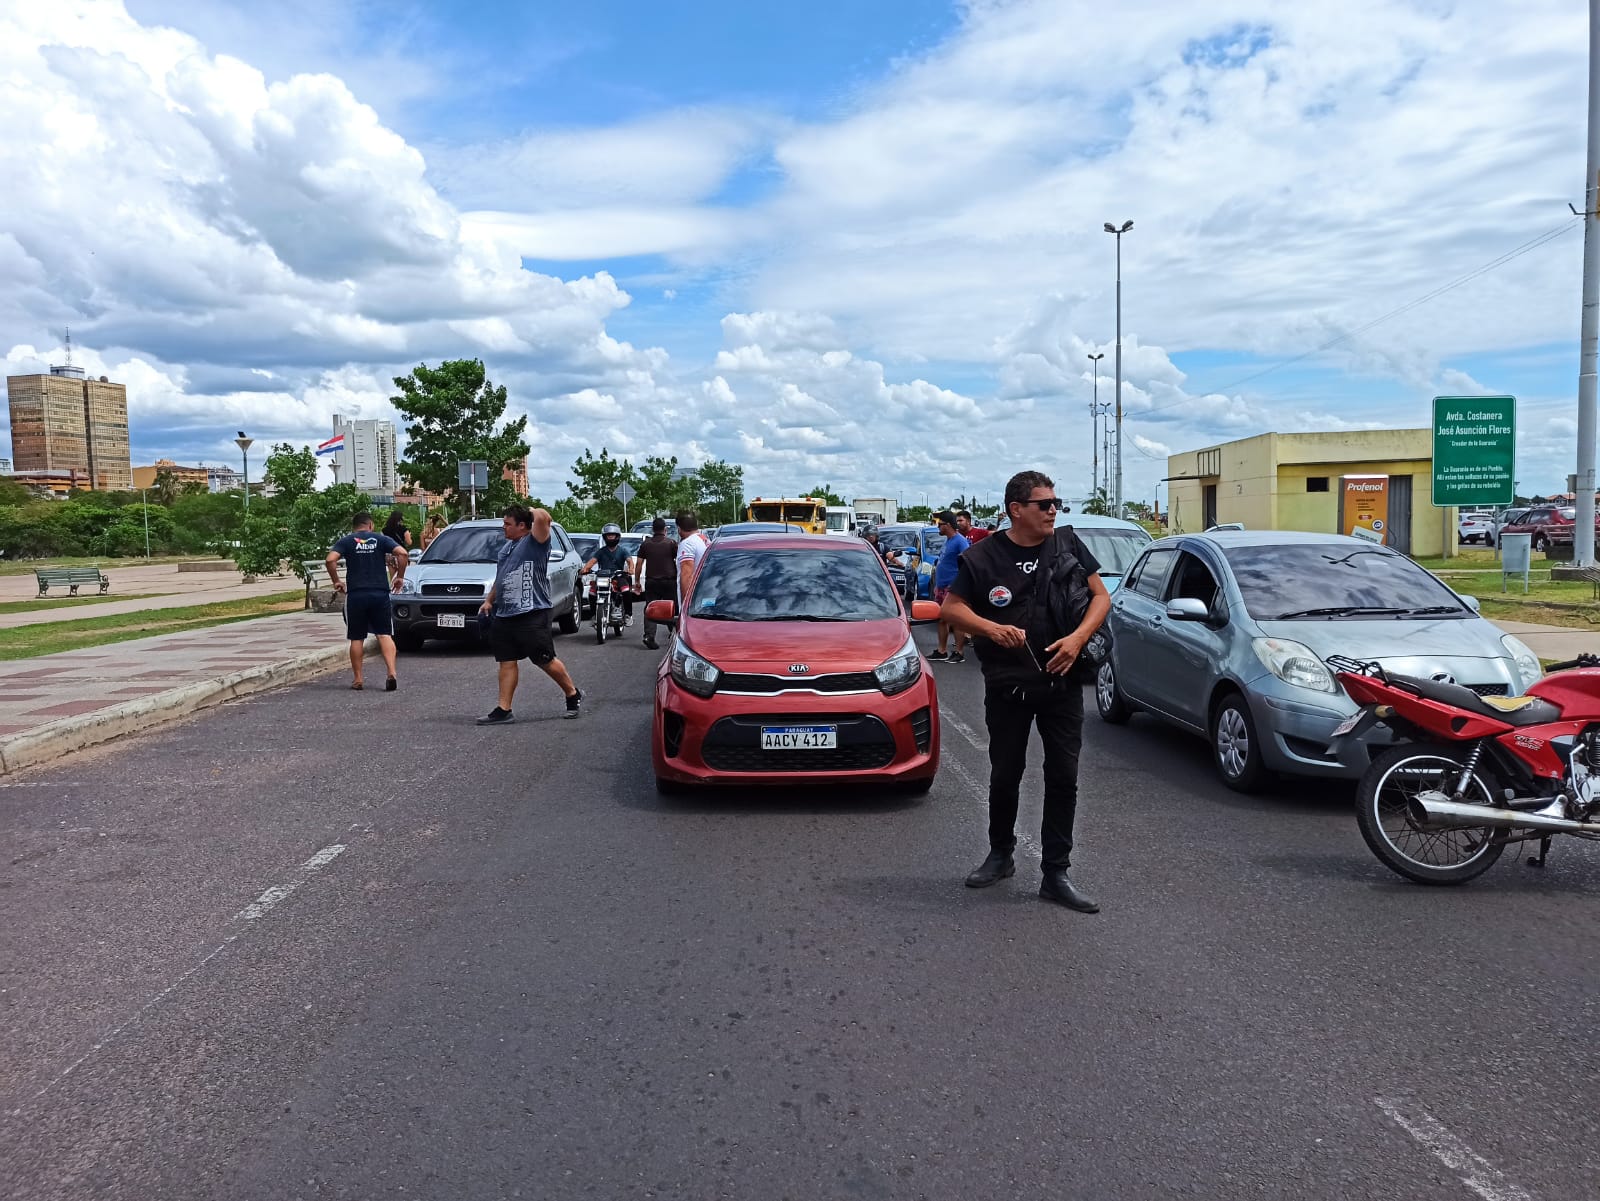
[331,532,400,592]
[935,532,970,589]
[494,532,553,616]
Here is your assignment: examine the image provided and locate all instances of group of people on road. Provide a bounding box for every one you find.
[323,470,1111,914]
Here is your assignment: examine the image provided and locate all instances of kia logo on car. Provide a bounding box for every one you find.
[1431,671,1456,685]
[788,664,809,674]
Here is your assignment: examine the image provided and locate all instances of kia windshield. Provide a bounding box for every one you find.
[1224,544,1469,619]
[688,548,901,621]
[423,527,507,563]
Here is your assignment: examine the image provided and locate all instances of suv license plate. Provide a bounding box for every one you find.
[761,725,837,750]
[437,613,466,629]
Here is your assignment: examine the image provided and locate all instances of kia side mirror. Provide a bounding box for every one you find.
[909,599,941,624]
[645,599,677,623]
[1166,598,1210,622]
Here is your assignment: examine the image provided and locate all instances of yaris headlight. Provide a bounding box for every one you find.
[1501,634,1541,692]
[669,641,721,698]
[874,633,922,696]
[1251,637,1337,693]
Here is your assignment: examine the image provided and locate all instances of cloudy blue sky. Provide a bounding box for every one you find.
[0,0,1590,504]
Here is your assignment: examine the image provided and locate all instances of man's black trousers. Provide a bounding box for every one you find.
[983,679,1084,870]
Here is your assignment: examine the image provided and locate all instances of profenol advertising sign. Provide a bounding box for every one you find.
[1432,395,1515,507]
[1341,474,1390,544]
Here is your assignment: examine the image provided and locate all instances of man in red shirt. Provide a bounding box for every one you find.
[956,510,990,544]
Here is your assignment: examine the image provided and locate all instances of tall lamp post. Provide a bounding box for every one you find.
[1086,351,1105,501]
[1573,0,1600,567]
[1103,219,1133,518]
[235,432,253,514]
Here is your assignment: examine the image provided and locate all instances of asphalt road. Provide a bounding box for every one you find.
[3,623,1599,1200]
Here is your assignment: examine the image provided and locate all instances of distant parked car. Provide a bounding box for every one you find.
[390,518,582,650]
[1485,508,1528,547]
[1457,512,1494,544]
[711,522,806,540]
[1094,530,1543,791]
[1498,505,1596,551]
[875,523,945,600]
[632,518,679,539]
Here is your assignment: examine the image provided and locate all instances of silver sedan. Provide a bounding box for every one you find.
[1093,530,1543,791]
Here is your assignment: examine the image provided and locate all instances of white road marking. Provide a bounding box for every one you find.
[942,711,983,749]
[941,750,1042,858]
[1375,1097,1533,1201]
[28,841,350,1102]
[235,843,345,921]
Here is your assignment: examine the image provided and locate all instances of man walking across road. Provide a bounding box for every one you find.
[635,516,679,649]
[940,470,1112,913]
[927,510,970,663]
[475,504,583,725]
[675,509,709,608]
[326,512,406,691]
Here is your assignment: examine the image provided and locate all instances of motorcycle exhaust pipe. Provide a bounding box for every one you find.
[1408,793,1600,834]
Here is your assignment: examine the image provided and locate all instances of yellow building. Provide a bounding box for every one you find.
[132,459,211,490]
[1166,430,1456,557]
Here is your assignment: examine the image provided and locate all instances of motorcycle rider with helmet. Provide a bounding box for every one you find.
[582,523,638,623]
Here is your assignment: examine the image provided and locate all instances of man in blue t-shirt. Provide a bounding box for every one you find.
[928,510,971,663]
[326,512,407,690]
[474,504,583,725]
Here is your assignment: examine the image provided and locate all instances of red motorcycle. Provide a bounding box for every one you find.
[1331,653,1600,885]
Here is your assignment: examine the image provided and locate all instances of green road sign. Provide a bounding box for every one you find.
[1431,395,1515,507]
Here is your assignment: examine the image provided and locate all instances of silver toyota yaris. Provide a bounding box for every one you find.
[1094,530,1544,792]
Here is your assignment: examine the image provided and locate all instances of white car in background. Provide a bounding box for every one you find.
[1457,512,1494,544]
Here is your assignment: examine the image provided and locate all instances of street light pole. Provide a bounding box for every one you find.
[235,432,254,515]
[1574,0,1600,567]
[1087,351,1104,504]
[1103,220,1133,519]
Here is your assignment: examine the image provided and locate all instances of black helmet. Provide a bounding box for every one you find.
[601,523,622,539]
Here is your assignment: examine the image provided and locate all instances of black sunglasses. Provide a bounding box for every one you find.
[1017,497,1063,512]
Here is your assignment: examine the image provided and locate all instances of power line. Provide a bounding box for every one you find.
[1140,216,1582,417]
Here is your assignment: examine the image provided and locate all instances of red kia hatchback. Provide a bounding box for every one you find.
[647,534,942,794]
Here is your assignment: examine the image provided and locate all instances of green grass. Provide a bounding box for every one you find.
[0,592,163,615]
[0,554,216,577]
[0,591,304,660]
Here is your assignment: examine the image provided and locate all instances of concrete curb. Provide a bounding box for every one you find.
[0,635,376,777]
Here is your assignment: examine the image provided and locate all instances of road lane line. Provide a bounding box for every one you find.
[941,749,1043,859]
[943,711,983,749]
[1375,1097,1533,1201]
[235,843,345,921]
[26,841,349,1103]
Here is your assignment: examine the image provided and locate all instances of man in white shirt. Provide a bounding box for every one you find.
[675,509,709,609]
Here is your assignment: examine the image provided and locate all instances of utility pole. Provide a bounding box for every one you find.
[1103,220,1133,518]
[1087,351,1104,502]
[1575,0,1600,567]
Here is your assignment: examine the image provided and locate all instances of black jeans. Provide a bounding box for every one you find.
[642,579,675,641]
[983,679,1084,870]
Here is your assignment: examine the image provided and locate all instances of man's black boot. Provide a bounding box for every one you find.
[964,849,1015,888]
[1040,868,1099,913]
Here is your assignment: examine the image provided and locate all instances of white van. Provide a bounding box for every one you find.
[824,505,857,536]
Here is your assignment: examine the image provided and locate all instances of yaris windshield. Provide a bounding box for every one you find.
[687,548,901,621]
[422,528,507,563]
[1224,544,1469,619]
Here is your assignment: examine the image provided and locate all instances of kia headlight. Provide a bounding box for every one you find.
[1251,637,1337,693]
[669,641,721,698]
[874,633,923,696]
[1501,634,1541,692]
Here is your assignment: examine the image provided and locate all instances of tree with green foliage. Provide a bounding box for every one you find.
[807,484,845,506]
[392,359,528,516]
[566,447,636,526]
[1082,487,1112,517]
[233,484,371,580]
[263,443,318,506]
[151,467,181,508]
[694,459,745,524]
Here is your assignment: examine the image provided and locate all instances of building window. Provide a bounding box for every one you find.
[1307,477,1329,492]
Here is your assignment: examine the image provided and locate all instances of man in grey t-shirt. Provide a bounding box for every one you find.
[474,504,582,725]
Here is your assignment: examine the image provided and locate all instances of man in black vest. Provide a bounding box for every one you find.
[940,470,1112,912]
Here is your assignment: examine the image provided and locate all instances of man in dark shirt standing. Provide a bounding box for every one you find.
[326,512,407,691]
[634,516,679,650]
[940,471,1111,913]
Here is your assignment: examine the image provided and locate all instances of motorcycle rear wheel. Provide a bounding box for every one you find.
[1356,743,1505,885]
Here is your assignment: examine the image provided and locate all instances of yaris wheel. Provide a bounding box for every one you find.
[1095,657,1132,724]
[1210,692,1267,793]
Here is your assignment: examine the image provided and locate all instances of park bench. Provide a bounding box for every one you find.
[34,566,110,597]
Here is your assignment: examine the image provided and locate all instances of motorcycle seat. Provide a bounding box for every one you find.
[1389,674,1561,727]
